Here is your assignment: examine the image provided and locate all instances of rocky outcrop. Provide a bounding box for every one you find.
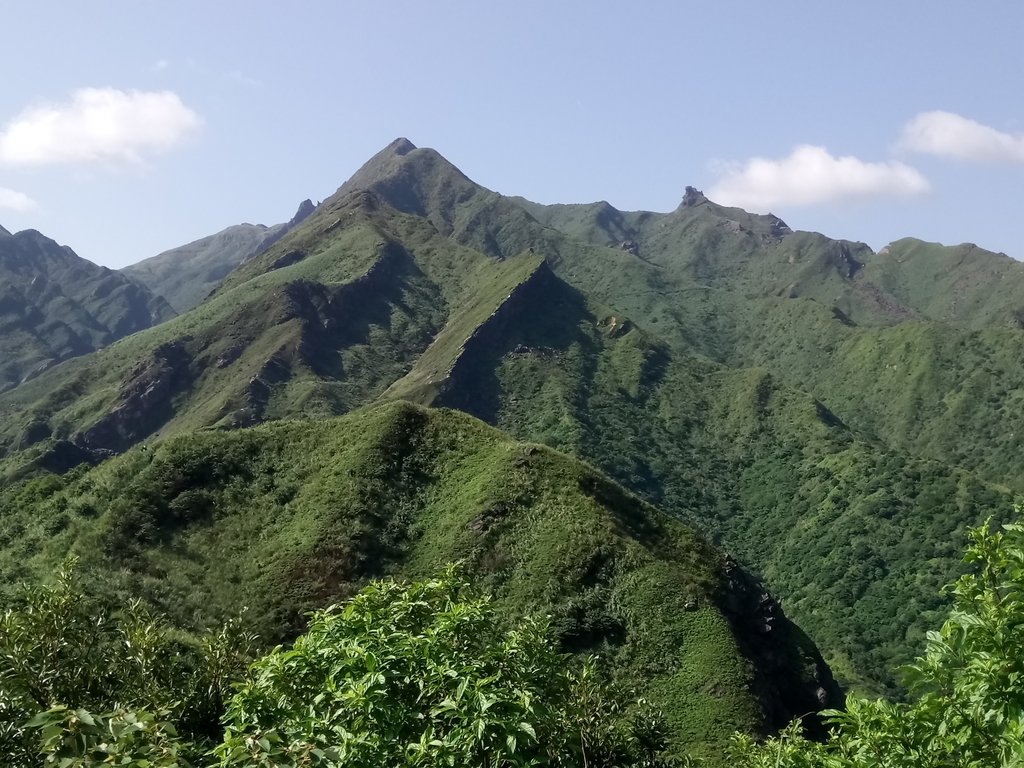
[255,199,319,255]
[680,186,707,208]
[75,340,193,454]
[768,215,793,239]
[715,554,843,736]
[828,242,864,279]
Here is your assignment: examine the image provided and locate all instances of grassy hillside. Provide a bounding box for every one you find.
[1,138,1022,705]
[122,200,316,313]
[0,401,839,761]
[0,227,174,394]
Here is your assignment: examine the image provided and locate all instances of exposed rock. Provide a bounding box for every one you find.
[715,554,843,737]
[831,306,856,327]
[289,199,316,227]
[268,250,307,272]
[600,315,631,338]
[15,419,51,450]
[387,137,417,156]
[680,186,707,208]
[215,343,245,369]
[75,340,193,454]
[768,215,793,238]
[468,501,511,534]
[34,439,105,475]
[620,240,640,256]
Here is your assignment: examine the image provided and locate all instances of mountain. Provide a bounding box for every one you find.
[0,227,175,394]
[0,137,1021,705]
[0,401,840,760]
[122,198,317,313]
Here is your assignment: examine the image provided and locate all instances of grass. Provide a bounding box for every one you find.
[0,401,837,762]
[2,137,1024,719]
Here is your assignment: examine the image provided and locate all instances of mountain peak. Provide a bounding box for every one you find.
[680,186,708,208]
[387,137,417,156]
[0,224,9,237]
[289,198,316,227]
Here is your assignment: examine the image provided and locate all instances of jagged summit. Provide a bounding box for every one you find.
[289,198,316,226]
[0,224,10,237]
[335,137,469,202]
[388,136,417,155]
[680,185,708,208]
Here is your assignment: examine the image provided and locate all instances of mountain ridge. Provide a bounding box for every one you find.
[0,400,841,760]
[1,137,1022,705]
[122,198,318,312]
[0,227,175,393]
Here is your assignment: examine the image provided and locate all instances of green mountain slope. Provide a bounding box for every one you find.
[0,401,840,760]
[0,138,1020,702]
[0,227,175,394]
[122,199,316,313]
[512,195,1024,487]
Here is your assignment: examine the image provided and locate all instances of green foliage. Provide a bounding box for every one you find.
[5,563,685,767]
[216,568,678,767]
[29,706,192,768]
[0,560,255,765]
[8,136,1024,720]
[0,403,832,759]
[729,517,1024,767]
[123,221,295,314]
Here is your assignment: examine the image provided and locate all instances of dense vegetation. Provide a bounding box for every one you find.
[2,565,677,767]
[5,517,1024,766]
[729,518,1024,767]
[5,137,1024,764]
[0,402,837,760]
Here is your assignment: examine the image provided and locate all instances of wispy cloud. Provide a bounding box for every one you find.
[0,88,201,167]
[709,145,929,210]
[0,187,38,212]
[900,110,1024,163]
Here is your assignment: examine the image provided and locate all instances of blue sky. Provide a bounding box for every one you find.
[1,1,1023,268]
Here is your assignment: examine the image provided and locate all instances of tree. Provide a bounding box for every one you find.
[215,567,676,768]
[729,517,1024,767]
[0,559,254,767]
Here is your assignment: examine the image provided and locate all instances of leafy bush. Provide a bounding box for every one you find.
[3,562,677,767]
[730,517,1024,767]
[0,559,255,766]
[215,567,677,767]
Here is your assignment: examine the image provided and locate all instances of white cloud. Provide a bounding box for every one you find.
[709,145,930,210]
[0,187,38,212]
[0,88,201,167]
[900,110,1024,163]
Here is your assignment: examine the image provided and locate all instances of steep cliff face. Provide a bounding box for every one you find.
[714,555,842,734]
[76,340,194,454]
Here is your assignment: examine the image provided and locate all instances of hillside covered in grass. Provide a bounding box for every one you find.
[2,136,1024,709]
[0,401,840,760]
[122,199,316,313]
[0,226,174,394]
